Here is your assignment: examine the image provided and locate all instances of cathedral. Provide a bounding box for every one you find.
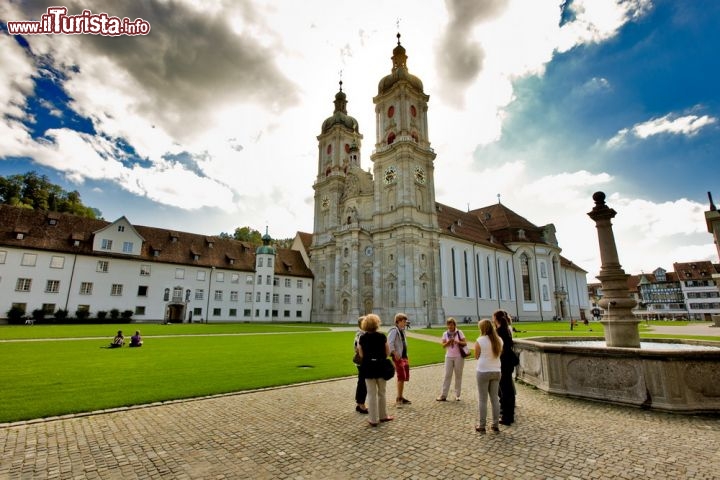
[309,34,589,325]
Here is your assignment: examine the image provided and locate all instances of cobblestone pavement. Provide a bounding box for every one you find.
[2,360,719,480]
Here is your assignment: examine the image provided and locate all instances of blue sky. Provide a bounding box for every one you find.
[1,0,718,277]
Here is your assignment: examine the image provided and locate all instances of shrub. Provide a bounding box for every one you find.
[121,310,134,322]
[110,309,120,320]
[54,309,69,322]
[6,306,26,325]
[96,311,108,321]
[31,309,46,324]
[75,309,91,322]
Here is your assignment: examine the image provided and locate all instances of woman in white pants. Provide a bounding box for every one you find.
[437,317,467,401]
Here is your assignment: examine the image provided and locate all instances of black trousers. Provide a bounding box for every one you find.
[498,367,515,422]
[355,365,367,404]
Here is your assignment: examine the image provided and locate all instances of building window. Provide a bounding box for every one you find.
[266,275,272,285]
[285,278,291,287]
[257,275,262,285]
[246,275,253,284]
[135,306,146,315]
[231,273,240,284]
[0,250,6,263]
[265,292,270,302]
[175,268,185,279]
[284,294,291,304]
[451,248,457,296]
[193,307,202,316]
[540,262,547,278]
[137,285,148,296]
[16,278,32,292]
[172,287,183,302]
[42,303,56,314]
[268,258,273,267]
[49,256,65,268]
[256,292,261,302]
[216,272,225,282]
[45,280,60,293]
[77,305,90,313]
[542,284,549,301]
[197,271,206,281]
[122,241,133,253]
[297,280,303,288]
[118,225,125,232]
[244,309,251,317]
[97,260,109,273]
[229,308,237,317]
[195,289,204,300]
[111,284,123,296]
[101,239,113,250]
[230,291,239,302]
[521,253,532,302]
[296,310,302,318]
[258,258,264,267]
[213,308,221,316]
[296,295,303,304]
[245,292,252,302]
[214,290,223,301]
[140,264,151,276]
[273,294,279,304]
[21,253,37,266]
[284,310,290,318]
[80,282,93,295]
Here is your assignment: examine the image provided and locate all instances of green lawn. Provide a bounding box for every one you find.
[0,327,443,423]
[2,320,717,424]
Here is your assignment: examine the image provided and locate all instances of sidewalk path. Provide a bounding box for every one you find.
[2,361,718,479]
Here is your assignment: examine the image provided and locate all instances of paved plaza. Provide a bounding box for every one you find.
[1,325,719,479]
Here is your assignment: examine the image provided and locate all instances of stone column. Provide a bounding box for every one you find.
[704,192,720,327]
[587,192,640,347]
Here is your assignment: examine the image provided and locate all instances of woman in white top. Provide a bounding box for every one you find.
[474,319,503,433]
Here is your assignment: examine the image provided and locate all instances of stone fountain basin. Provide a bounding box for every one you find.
[514,337,720,413]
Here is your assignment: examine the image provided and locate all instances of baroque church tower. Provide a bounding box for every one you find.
[311,34,444,324]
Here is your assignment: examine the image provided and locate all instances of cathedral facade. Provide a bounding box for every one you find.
[309,35,589,325]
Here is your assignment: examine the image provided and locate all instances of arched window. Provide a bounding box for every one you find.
[521,253,532,302]
[387,132,396,144]
[540,262,547,278]
[542,284,549,301]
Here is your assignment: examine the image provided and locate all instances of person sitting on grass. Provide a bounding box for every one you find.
[129,331,143,347]
[109,330,124,348]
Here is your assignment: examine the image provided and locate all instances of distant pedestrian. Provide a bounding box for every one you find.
[129,331,143,347]
[388,313,411,407]
[437,317,467,402]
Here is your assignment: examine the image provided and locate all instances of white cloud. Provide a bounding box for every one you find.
[607,112,718,148]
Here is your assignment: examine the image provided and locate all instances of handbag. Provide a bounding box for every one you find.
[382,358,396,380]
[457,332,470,358]
[352,351,362,364]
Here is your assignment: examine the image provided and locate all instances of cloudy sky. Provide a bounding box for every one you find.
[1,0,718,278]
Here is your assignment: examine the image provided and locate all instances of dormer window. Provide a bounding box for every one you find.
[118,225,125,232]
[48,218,58,226]
[153,249,160,257]
[73,240,81,247]
[193,254,200,261]
[229,258,235,265]
[16,233,24,240]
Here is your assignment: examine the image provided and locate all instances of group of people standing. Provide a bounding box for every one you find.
[353,313,411,426]
[353,309,517,432]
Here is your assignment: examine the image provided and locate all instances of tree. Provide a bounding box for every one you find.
[231,226,263,246]
[0,171,100,219]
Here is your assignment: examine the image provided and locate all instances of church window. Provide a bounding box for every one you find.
[521,253,533,302]
[410,105,417,117]
[344,247,349,258]
[540,262,547,278]
[326,144,332,154]
[486,256,493,299]
[343,270,349,285]
[387,105,395,118]
[542,284,549,301]
[364,270,372,286]
[387,132,396,144]
[476,255,483,299]
[451,248,457,297]
[464,251,470,297]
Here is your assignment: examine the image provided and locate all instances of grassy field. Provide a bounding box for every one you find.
[0,325,443,423]
[2,321,717,423]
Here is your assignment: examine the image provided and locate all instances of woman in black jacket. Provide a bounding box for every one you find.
[493,310,516,425]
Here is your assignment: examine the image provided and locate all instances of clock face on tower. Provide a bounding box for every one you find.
[414,166,426,184]
[364,246,374,256]
[384,165,397,185]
